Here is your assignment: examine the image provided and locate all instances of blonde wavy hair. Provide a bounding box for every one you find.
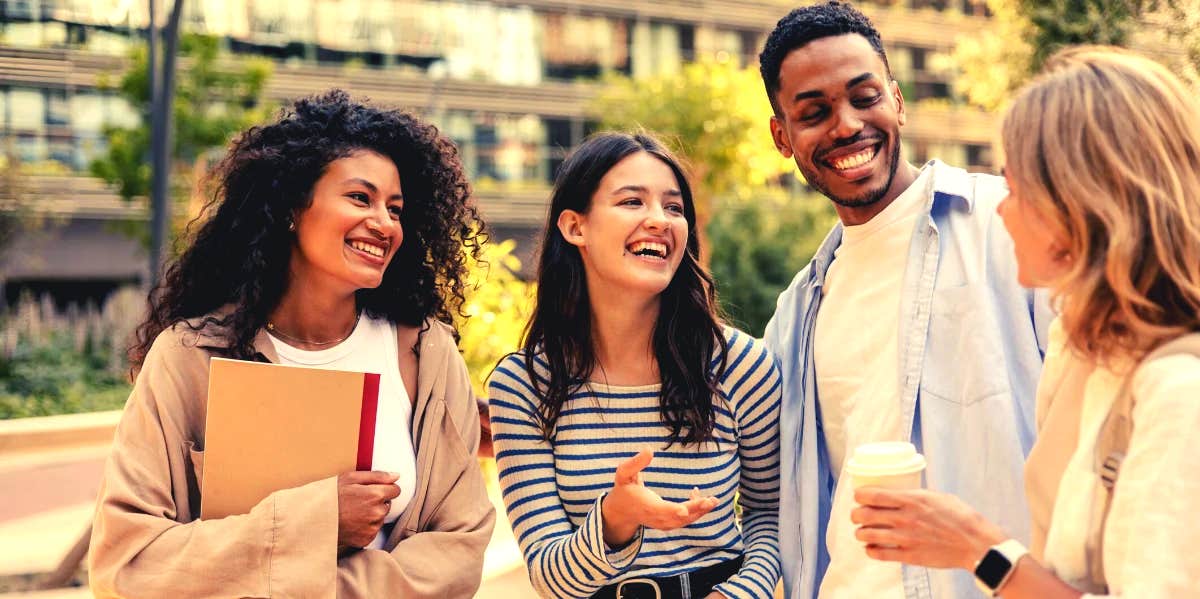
[1001,45,1200,363]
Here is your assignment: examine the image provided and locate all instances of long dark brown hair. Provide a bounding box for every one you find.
[130,90,484,372]
[522,131,728,446]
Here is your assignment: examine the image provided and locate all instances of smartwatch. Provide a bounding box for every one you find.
[973,539,1029,596]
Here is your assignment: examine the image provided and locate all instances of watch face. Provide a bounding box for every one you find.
[975,549,1014,589]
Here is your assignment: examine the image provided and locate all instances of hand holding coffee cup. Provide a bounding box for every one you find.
[846,442,927,552]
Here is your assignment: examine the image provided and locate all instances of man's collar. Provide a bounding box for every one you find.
[923,159,976,212]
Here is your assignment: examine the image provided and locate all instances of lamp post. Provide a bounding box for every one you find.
[147,0,184,287]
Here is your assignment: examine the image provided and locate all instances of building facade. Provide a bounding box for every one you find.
[0,0,997,305]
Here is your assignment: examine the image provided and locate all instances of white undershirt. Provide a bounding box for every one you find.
[814,166,932,598]
[268,315,417,550]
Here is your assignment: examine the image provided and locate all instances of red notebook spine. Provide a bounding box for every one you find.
[356,373,381,471]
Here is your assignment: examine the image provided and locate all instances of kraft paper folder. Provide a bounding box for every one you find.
[200,357,380,520]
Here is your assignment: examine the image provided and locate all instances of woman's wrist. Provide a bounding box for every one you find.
[961,521,1012,571]
[600,493,638,548]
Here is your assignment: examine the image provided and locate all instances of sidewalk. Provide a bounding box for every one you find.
[0,438,533,598]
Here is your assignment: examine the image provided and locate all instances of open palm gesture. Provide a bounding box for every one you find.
[600,448,719,547]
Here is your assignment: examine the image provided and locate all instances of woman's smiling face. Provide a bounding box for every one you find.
[559,151,690,298]
[289,150,405,295]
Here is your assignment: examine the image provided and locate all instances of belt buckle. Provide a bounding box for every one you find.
[615,577,661,599]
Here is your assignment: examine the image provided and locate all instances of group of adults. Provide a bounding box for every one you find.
[85,2,1200,598]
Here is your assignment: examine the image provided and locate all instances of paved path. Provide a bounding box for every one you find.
[0,446,535,597]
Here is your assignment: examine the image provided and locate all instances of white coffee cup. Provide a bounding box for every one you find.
[845,441,926,490]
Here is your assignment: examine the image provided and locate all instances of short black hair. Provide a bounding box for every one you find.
[759,1,892,113]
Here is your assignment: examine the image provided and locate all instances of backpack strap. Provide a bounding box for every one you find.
[1090,332,1200,587]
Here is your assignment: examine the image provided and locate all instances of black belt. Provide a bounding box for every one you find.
[592,556,744,599]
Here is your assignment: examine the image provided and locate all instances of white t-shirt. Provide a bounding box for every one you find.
[269,315,417,550]
[814,166,932,598]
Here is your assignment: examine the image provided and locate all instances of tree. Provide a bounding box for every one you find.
[91,34,273,247]
[456,238,534,397]
[945,0,1036,111]
[949,0,1199,112]
[591,57,795,224]
[707,189,836,336]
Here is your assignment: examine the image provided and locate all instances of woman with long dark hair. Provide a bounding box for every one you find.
[89,90,494,598]
[488,132,782,599]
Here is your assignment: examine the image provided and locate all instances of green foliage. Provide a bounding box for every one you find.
[456,239,535,397]
[1022,0,1140,68]
[947,0,1036,111]
[707,190,837,336]
[0,333,131,418]
[90,33,274,248]
[0,292,141,419]
[89,125,151,201]
[950,0,1200,111]
[592,57,794,218]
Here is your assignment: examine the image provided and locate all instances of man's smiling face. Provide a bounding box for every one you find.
[769,34,907,210]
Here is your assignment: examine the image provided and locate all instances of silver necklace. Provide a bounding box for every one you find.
[266,312,361,347]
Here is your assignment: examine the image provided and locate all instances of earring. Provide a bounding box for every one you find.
[287,219,296,232]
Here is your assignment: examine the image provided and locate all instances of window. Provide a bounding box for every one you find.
[631,20,683,78]
[541,12,629,80]
[679,24,694,62]
[914,81,951,100]
[9,88,45,132]
[45,90,69,126]
[910,47,927,72]
[545,118,573,149]
[966,143,993,170]
[440,111,547,186]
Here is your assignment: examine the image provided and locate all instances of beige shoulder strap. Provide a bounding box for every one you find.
[1090,332,1200,587]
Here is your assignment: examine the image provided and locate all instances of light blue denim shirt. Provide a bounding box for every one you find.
[763,161,1054,599]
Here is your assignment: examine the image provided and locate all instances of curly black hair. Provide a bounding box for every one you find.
[759,1,892,114]
[130,89,485,370]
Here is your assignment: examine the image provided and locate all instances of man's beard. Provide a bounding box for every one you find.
[804,136,901,209]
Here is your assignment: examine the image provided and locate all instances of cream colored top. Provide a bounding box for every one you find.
[1030,327,1200,597]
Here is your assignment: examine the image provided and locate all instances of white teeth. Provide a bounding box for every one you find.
[350,241,384,257]
[831,147,876,170]
[627,241,668,259]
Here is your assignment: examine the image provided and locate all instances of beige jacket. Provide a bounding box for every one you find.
[89,315,495,598]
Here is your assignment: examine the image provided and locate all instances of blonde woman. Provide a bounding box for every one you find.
[851,47,1200,597]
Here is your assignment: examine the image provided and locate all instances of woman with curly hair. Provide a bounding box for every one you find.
[89,90,495,598]
[853,47,1200,597]
[488,132,782,599]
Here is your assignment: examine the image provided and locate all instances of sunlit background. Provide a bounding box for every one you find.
[0,0,1197,595]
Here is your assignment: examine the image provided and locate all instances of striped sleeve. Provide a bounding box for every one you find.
[487,354,642,599]
[713,332,783,599]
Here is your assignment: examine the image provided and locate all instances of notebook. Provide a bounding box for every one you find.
[199,357,380,520]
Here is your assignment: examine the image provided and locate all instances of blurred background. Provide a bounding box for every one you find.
[0,0,1197,596]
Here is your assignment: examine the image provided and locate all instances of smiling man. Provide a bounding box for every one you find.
[758,3,1053,598]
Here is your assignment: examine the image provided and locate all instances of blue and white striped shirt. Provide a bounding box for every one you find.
[488,328,782,599]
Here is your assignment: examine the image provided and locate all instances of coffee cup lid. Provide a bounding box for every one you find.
[845,441,927,476]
